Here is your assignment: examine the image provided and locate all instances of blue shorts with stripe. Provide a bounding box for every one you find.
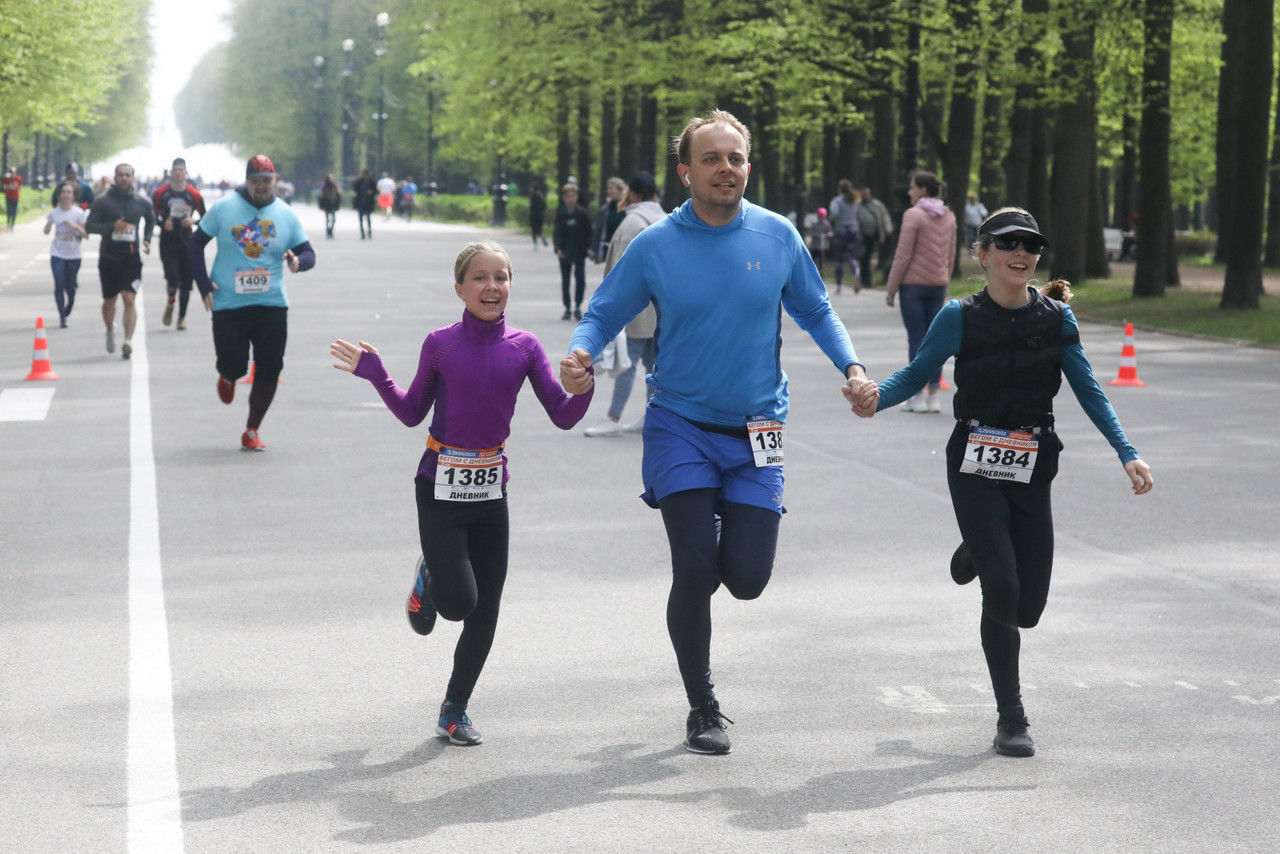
[639,404,785,514]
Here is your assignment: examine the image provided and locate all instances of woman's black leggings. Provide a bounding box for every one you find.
[415,477,509,706]
[658,488,780,707]
[947,456,1055,713]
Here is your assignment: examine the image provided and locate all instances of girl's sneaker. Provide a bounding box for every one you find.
[406,555,437,635]
[437,701,482,745]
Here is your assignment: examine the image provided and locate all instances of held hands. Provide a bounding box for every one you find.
[843,376,879,418]
[559,348,594,395]
[1124,459,1154,495]
[330,338,378,373]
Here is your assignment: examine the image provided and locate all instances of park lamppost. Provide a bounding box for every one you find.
[341,39,355,179]
[313,55,326,189]
[374,11,389,175]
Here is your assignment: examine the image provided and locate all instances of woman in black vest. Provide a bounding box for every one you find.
[863,207,1154,757]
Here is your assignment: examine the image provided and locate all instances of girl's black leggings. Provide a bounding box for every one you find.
[415,477,509,706]
[946,430,1056,713]
[657,488,780,707]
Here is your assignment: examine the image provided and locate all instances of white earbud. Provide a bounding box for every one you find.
[683,175,690,186]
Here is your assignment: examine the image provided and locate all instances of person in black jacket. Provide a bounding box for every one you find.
[553,182,592,320]
[528,184,548,249]
[84,163,155,359]
[352,168,377,240]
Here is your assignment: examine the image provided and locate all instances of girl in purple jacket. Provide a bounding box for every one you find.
[331,241,592,745]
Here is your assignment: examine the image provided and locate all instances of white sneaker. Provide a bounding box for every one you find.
[903,395,921,412]
[584,417,624,437]
[925,393,941,413]
[623,413,645,434]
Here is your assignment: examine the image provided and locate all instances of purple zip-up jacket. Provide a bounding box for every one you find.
[352,310,592,481]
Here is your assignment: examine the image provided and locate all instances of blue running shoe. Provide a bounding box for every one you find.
[437,701,482,745]
[406,555,437,635]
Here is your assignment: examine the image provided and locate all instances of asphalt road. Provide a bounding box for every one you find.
[2,203,1277,853]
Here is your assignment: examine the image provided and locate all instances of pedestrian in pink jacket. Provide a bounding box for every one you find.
[885,171,956,412]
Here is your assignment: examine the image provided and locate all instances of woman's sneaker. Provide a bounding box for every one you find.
[994,710,1035,757]
[437,701,482,745]
[406,555,437,635]
[685,699,733,755]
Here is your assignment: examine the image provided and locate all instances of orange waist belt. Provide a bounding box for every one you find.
[427,434,504,455]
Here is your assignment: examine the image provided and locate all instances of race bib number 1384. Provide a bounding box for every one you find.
[959,426,1038,483]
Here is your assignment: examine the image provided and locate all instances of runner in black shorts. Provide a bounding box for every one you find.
[153,157,206,330]
[189,155,315,451]
[85,163,155,359]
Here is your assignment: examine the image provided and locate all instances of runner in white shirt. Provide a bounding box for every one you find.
[44,182,88,328]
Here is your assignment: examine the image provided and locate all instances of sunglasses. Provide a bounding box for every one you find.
[990,234,1046,254]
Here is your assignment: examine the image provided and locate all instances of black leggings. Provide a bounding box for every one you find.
[559,256,586,310]
[415,477,509,706]
[946,424,1058,712]
[658,488,779,706]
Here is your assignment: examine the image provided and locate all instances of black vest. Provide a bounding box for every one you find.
[952,288,1079,429]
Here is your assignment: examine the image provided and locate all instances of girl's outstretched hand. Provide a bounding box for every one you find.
[331,338,378,373]
[1124,458,1154,495]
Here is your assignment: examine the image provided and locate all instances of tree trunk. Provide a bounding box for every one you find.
[1263,16,1280,267]
[556,101,572,186]
[1048,16,1095,284]
[1219,0,1272,308]
[757,85,782,212]
[1115,112,1137,228]
[576,91,592,202]
[1132,0,1174,297]
[1213,12,1233,264]
[870,20,896,207]
[792,131,808,219]
[639,96,658,176]
[943,0,979,275]
[822,123,838,199]
[617,87,637,182]
[600,92,616,196]
[663,102,685,209]
[1006,0,1049,209]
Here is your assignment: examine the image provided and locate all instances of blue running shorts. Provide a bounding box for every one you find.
[640,404,785,514]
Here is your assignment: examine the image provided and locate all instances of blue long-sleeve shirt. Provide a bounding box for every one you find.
[568,198,858,426]
[876,300,1138,463]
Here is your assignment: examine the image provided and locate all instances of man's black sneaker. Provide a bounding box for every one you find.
[437,701,482,745]
[406,555,437,635]
[994,711,1035,757]
[685,699,733,754]
[950,542,978,585]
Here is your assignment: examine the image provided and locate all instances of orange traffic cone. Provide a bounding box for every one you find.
[238,361,282,384]
[938,376,952,391]
[1109,322,1146,387]
[24,317,59,381]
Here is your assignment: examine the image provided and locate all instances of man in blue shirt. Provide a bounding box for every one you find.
[189,155,315,451]
[561,110,878,755]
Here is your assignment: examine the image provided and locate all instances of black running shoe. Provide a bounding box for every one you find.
[685,699,733,754]
[994,711,1035,757]
[950,542,978,585]
[437,701,482,745]
[406,555,437,635]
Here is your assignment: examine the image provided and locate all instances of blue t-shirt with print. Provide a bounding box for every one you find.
[198,193,307,310]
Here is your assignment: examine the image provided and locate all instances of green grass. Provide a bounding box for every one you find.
[947,274,1280,349]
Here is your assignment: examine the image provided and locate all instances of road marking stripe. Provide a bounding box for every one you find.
[0,387,55,421]
[1175,681,1199,691]
[126,302,184,852]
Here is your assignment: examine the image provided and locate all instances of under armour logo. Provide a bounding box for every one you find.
[747,261,761,270]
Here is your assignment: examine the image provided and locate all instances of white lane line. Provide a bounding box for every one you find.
[126,302,184,852]
[1175,681,1199,691]
[1124,681,1142,688]
[0,387,55,421]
